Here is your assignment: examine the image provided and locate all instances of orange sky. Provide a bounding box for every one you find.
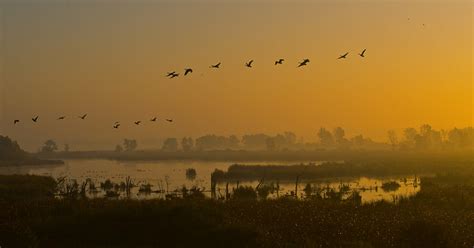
[0,0,472,151]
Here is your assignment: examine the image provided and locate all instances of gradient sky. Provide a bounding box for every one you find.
[0,0,472,151]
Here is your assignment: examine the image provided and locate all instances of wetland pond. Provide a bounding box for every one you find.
[0,159,420,203]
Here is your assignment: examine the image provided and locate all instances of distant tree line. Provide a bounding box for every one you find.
[35,125,473,153]
[390,125,473,150]
[148,126,472,152]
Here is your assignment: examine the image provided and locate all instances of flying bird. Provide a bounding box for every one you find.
[210,62,221,68]
[359,49,366,57]
[57,116,66,120]
[13,120,20,125]
[298,59,310,67]
[134,121,141,125]
[113,123,121,129]
[150,117,157,122]
[170,73,179,79]
[338,52,349,59]
[32,116,39,122]
[275,59,284,65]
[165,119,173,123]
[166,71,176,77]
[79,114,87,120]
[245,60,254,68]
[184,68,193,76]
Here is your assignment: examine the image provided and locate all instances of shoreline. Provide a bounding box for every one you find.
[0,159,64,167]
[36,149,474,162]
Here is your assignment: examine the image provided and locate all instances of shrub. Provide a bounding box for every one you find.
[232,186,257,200]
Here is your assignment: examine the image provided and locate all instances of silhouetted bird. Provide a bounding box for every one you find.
[184,68,193,76]
[150,117,157,122]
[338,52,349,59]
[359,49,366,57]
[170,73,179,79]
[210,62,221,68]
[58,116,66,120]
[245,60,253,68]
[166,119,173,123]
[298,59,310,67]
[134,121,141,125]
[275,59,284,65]
[79,114,87,120]
[14,120,20,125]
[32,116,39,122]
[113,124,120,129]
[166,71,176,77]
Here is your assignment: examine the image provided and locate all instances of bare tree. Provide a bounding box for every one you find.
[387,130,398,150]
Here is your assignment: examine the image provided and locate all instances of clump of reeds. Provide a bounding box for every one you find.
[185,168,197,180]
[87,179,99,194]
[105,190,120,198]
[138,183,153,194]
[181,185,205,199]
[256,184,272,200]
[100,179,114,191]
[382,181,401,192]
[56,177,80,199]
[232,186,257,200]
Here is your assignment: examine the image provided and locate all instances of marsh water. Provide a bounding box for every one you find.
[0,159,420,203]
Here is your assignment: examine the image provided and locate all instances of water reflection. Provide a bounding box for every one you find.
[0,159,420,203]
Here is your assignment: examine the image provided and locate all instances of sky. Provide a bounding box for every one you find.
[0,0,472,151]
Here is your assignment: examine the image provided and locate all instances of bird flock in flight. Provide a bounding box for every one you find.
[13,114,173,129]
[12,49,367,129]
[165,49,366,79]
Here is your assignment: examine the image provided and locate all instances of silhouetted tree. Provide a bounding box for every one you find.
[228,135,240,149]
[387,130,398,150]
[333,127,350,149]
[402,128,418,149]
[351,135,365,147]
[195,135,240,150]
[448,127,473,148]
[181,137,194,152]
[0,136,27,160]
[242,134,270,150]
[115,145,123,152]
[123,139,138,152]
[333,127,345,143]
[266,137,276,151]
[282,132,297,148]
[41,140,58,153]
[162,138,178,152]
[318,128,334,147]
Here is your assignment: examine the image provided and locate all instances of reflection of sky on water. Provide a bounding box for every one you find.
[0,160,420,203]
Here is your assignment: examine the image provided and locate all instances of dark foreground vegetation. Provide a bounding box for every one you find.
[1,172,473,248]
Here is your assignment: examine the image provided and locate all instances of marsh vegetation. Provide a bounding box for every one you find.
[1,131,473,247]
[1,170,473,247]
